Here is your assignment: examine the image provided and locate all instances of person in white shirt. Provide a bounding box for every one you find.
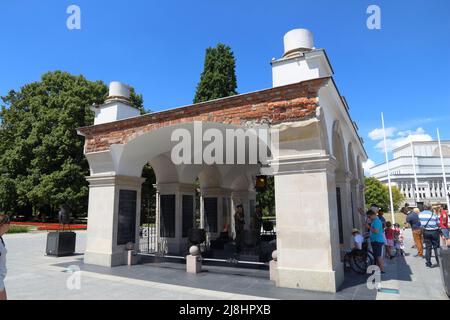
[0,214,10,300]
[352,228,364,250]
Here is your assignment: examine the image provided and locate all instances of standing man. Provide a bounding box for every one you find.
[419,203,440,268]
[234,205,245,253]
[366,210,386,274]
[406,208,424,257]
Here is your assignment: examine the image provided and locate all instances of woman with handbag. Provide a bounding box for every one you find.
[0,214,10,300]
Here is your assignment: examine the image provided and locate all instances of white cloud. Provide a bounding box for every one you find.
[368,127,396,141]
[373,127,432,153]
[363,159,376,176]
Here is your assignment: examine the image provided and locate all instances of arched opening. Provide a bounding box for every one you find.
[118,122,277,264]
[332,121,349,248]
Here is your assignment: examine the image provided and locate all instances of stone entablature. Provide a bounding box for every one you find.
[77,78,329,153]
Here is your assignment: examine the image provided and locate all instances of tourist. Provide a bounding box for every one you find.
[438,205,449,247]
[419,203,440,268]
[234,205,245,253]
[0,214,10,300]
[352,228,364,250]
[366,210,385,273]
[253,205,263,234]
[393,223,405,256]
[384,221,395,259]
[406,208,423,257]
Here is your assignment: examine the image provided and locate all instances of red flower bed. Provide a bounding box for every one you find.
[11,221,87,230]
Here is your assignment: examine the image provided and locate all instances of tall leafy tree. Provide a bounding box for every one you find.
[0,71,145,219]
[364,177,404,212]
[193,43,238,103]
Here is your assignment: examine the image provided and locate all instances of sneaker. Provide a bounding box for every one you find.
[426,263,432,268]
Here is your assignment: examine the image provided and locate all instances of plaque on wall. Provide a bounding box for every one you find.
[204,197,218,233]
[117,190,137,245]
[160,194,176,238]
[182,195,194,237]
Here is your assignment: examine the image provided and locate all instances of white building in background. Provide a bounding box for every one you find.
[370,140,450,206]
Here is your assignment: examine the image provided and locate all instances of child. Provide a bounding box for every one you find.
[393,223,405,256]
[384,221,395,259]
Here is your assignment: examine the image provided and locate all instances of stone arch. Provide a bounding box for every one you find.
[347,143,357,179]
[332,121,347,177]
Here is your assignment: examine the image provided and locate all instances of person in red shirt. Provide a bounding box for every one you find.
[439,205,449,247]
[385,221,395,259]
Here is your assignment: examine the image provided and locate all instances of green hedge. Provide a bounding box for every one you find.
[7,225,30,234]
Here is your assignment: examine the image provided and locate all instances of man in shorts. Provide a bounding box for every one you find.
[366,210,386,274]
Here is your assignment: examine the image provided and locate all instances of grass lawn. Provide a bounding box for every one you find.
[383,212,409,229]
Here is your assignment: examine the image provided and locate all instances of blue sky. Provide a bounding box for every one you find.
[1,0,449,170]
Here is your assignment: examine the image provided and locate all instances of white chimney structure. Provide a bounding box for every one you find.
[271,28,333,87]
[91,81,140,125]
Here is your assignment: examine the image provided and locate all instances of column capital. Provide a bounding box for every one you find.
[270,155,338,176]
[201,187,232,197]
[86,174,145,188]
[155,182,196,194]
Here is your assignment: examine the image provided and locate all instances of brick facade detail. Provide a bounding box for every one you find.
[78,77,330,153]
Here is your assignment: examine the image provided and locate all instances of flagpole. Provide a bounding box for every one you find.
[381,112,396,224]
[410,136,420,204]
[437,128,450,212]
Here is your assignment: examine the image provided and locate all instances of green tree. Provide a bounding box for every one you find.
[193,43,238,103]
[364,177,405,212]
[0,71,146,219]
[256,176,275,217]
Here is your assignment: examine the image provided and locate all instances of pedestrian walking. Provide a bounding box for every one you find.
[419,203,440,268]
[406,207,423,257]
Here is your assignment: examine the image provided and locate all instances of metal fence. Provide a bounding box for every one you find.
[139,225,167,254]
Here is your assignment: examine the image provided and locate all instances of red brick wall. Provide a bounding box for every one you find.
[78,78,329,153]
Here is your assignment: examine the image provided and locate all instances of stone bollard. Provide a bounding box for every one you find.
[186,245,202,274]
[269,250,278,282]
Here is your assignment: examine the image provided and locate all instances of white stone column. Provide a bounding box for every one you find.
[352,179,362,230]
[272,156,344,293]
[156,183,196,255]
[84,175,145,267]
[335,173,353,250]
[425,182,431,199]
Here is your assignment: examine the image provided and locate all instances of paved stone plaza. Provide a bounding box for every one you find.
[1,230,448,300]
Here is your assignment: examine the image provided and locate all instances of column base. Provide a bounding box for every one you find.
[84,250,127,267]
[276,266,344,293]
